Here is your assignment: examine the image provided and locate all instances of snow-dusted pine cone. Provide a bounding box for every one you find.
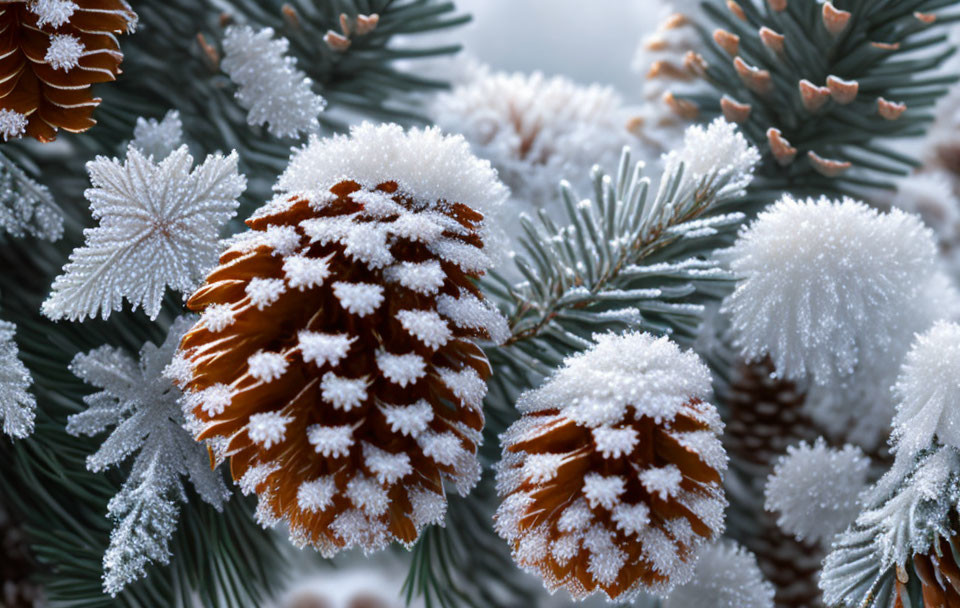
[0,0,136,142]
[494,333,727,600]
[171,123,508,556]
[721,359,823,608]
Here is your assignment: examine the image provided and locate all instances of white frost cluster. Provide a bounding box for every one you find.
[0,320,36,439]
[663,117,760,196]
[131,111,183,160]
[30,0,78,28]
[764,439,869,544]
[722,195,940,386]
[431,69,641,207]
[279,122,507,231]
[43,145,245,321]
[221,26,326,139]
[892,322,960,456]
[66,318,230,595]
[0,151,64,241]
[516,332,715,427]
[663,542,774,608]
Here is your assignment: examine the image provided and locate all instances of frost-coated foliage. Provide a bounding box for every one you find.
[221,26,326,139]
[131,110,183,160]
[892,322,960,457]
[0,320,36,439]
[663,542,774,608]
[662,117,759,196]
[722,195,939,386]
[0,151,63,241]
[67,317,230,595]
[431,69,641,207]
[42,145,245,321]
[764,438,869,544]
[821,447,960,605]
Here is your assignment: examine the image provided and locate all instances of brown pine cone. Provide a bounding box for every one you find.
[171,124,508,556]
[494,333,727,601]
[0,0,136,142]
[721,358,823,608]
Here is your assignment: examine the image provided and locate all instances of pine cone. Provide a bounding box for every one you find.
[494,333,727,601]
[722,359,823,608]
[172,124,508,556]
[0,0,136,142]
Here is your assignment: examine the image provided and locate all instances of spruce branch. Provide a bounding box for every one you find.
[487,144,749,376]
[684,0,960,198]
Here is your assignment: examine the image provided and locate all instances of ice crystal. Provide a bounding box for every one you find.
[221,26,326,139]
[431,69,640,207]
[43,145,245,321]
[892,322,960,456]
[764,439,869,544]
[0,151,63,240]
[0,320,36,439]
[663,542,774,608]
[663,117,760,196]
[29,0,78,28]
[45,33,84,71]
[0,110,27,142]
[516,332,714,428]
[279,122,507,233]
[131,111,183,160]
[67,318,230,595]
[722,195,938,386]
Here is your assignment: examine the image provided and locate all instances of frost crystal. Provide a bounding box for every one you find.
[663,542,775,608]
[279,122,507,229]
[29,0,78,28]
[721,195,938,386]
[132,111,183,160]
[663,117,760,196]
[45,33,85,71]
[764,439,869,544]
[0,110,27,142]
[43,145,245,321]
[0,151,63,241]
[66,318,230,595]
[221,26,326,139]
[431,69,641,207]
[0,320,36,439]
[892,322,960,456]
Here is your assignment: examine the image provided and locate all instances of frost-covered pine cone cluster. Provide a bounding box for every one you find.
[170,124,509,556]
[6,1,960,607]
[494,333,727,600]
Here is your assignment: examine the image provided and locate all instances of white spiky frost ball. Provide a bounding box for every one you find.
[662,542,775,608]
[495,332,727,600]
[663,117,759,195]
[764,438,869,544]
[892,322,960,456]
[431,68,645,209]
[721,195,939,386]
[173,122,509,557]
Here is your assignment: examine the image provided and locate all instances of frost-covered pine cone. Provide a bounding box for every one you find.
[494,332,727,600]
[898,536,960,605]
[0,0,136,142]
[172,123,509,557]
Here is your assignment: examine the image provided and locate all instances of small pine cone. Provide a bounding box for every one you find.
[0,0,136,142]
[721,359,823,608]
[172,124,508,556]
[494,333,727,600]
